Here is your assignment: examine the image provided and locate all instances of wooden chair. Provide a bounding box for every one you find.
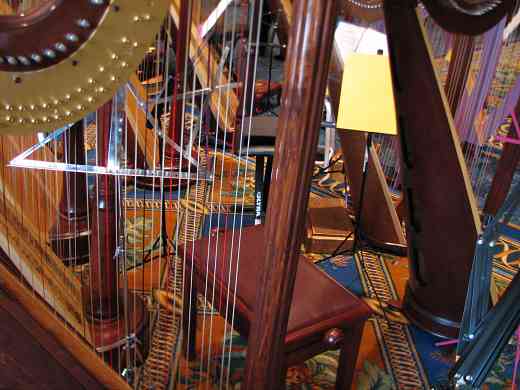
[182,225,371,389]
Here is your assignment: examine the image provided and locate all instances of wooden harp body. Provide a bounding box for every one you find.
[0,0,516,388]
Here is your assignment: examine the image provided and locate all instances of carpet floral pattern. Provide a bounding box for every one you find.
[131,149,520,388]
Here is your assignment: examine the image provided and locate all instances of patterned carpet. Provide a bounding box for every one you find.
[168,219,520,389]
[125,149,520,389]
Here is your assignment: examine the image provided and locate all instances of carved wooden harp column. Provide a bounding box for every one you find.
[383,0,514,337]
[50,121,90,265]
[85,101,145,367]
[243,0,339,387]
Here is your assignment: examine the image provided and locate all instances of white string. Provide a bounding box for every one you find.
[199,1,231,380]
[223,2,264,387]
[168,1,202,388]
[121,92,132,379]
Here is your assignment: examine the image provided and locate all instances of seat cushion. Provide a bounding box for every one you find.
[184,225,371,349]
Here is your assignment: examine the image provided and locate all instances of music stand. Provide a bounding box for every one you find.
[319,49,392,262]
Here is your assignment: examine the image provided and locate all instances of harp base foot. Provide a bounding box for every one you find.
[85,292,146,368]
[402,284,461,339]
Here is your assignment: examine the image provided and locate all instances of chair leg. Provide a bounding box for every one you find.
[335,321,365,390]
[182,275,198,360]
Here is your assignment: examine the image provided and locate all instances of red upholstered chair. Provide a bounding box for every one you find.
[182,225,371,389]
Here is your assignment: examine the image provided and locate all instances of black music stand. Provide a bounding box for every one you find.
[318,50,386,263]
[315,132,373,264]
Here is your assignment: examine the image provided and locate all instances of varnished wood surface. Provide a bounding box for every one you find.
[123,257,167,293]
[420,0,515,35]
[125,74,160,168]
[86,102,146,354]
[88,101,118,311]
[0,304,91,389]
[243,0,339,388]
[337,130,405,246]
[267,0,384,40]
[0,289,104,389]
[483,104,520,215]
[305,197,354,254]
[384,0,481,337]
[0,260,130,389]
[184,225,371,388]
[0,133,86,335]
[268,0,405,249]
[0,0,108,71]
[340,1,383,23]
[328,35,405,248]
[50,121,90,265]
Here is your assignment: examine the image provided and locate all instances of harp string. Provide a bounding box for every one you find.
[178,46,202,390]
[196,2,230,380]
[146,25,162,366]
[207,1,238,375]
[92,105,100,353]
[0,0,308,386]
[179,0,201,373]
[114,95,123,368]
[141,35,156,370]
[218,2,245,384]
[131,41,148,370]
[422,12,520,211]
[131,42,146,359]
[161,14,183,388]
[122,80,132,378]
[222,2,264,387]
[155,21,172,377]
[460,23,505,204]
[83,116,94,350]
[463,23,504,184]
[72,121,81,335]
[169,0,208,386]
[113,96,121,374]
[474,31,519,206]
[202,2,244,380]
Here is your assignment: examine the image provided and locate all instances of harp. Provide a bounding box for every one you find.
[0,0,517,389]
[265,0,517,341]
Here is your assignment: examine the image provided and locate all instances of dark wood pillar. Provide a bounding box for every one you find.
[243,0,338,388]
[85,101,144,368]
[50,121,90,265]
[88,102,118,318]
[383,0,480,338]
